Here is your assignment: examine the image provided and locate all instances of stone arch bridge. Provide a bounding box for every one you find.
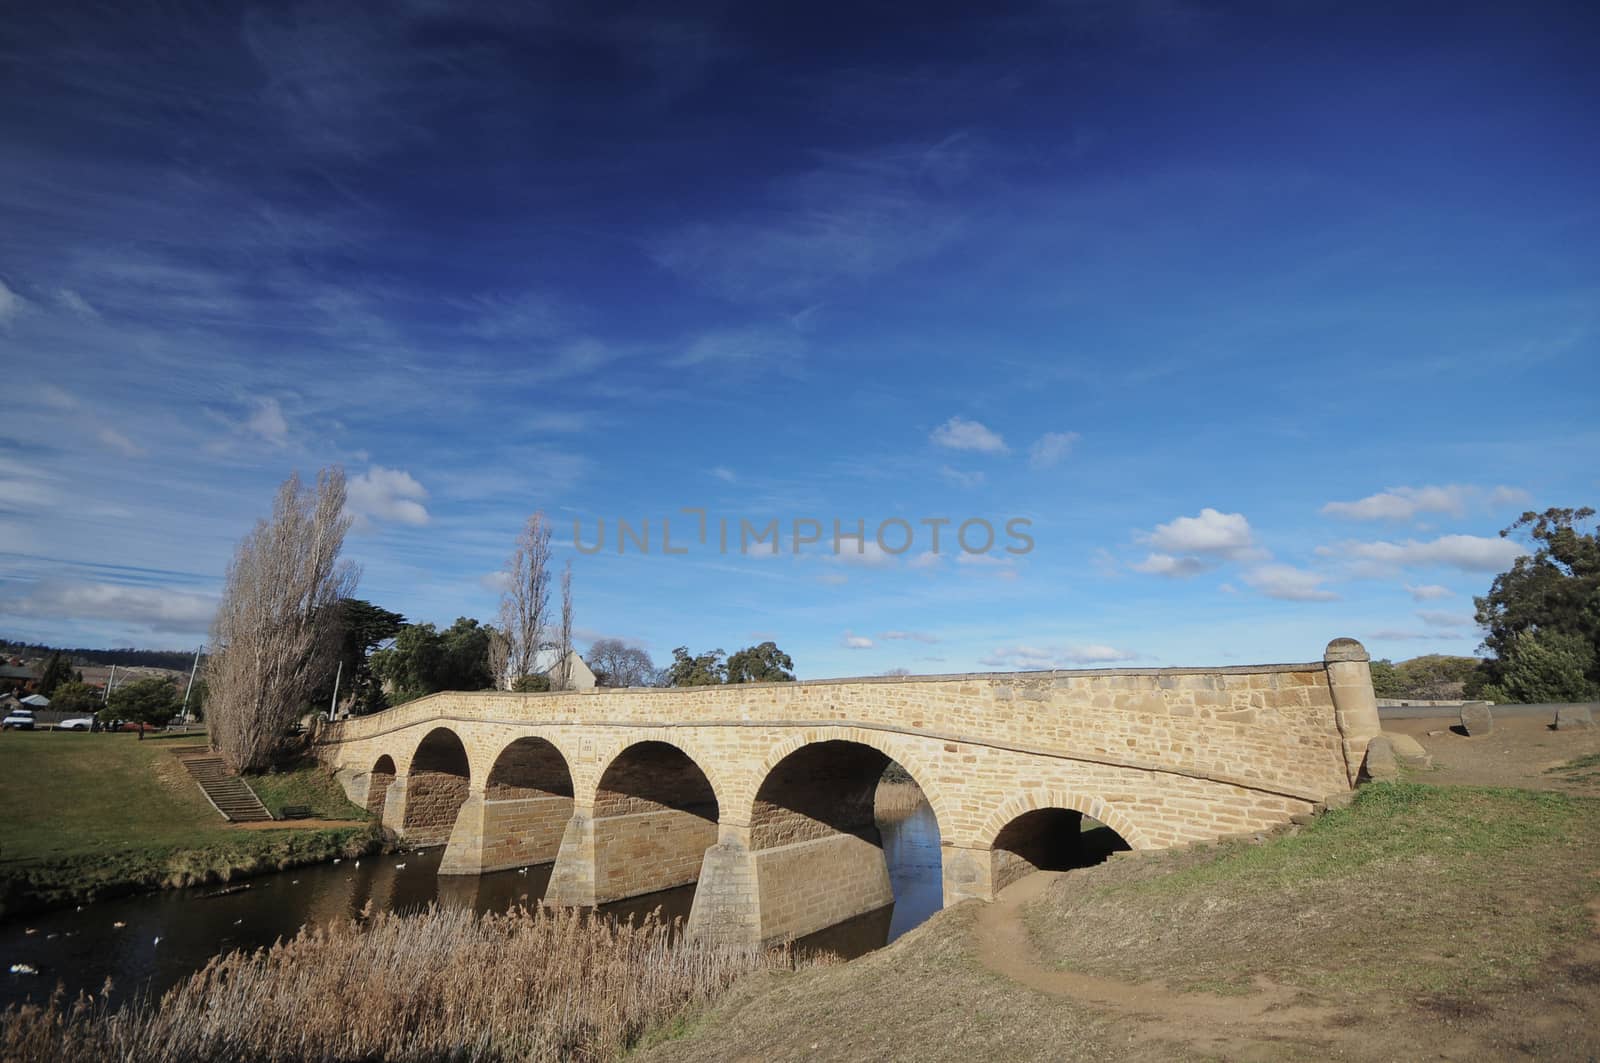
[318,639,1380,947]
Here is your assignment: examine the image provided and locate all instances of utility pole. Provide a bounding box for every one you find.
[180,646,202,724]
[102,664,116,703]
[328,659,343,721]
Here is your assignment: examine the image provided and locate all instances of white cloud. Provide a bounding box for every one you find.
[1323,484,1529,523]
[2,580,217,635]
[1417,609,1473,628]
[1145,507,1256,558]
[1322,485,1473,521]
[478,570,512,593]
[245,397,290,448]
[522,412,592,433]
[881,630,939,643]
[1488,485,1531,508]
[956,552,1019,580]
[1130,552,1212,578]
[1404,583,1453,601]
[1028,431,1079,469]
[824,539,898,567]
[841,631,874,649]
[96,427,146,458]
[817,571,849,586]
[671,325,802,367]
[39,385,79,411]
[56,289,99,317]
[0,278,27,323]
[346,466,430,526]
[710,466,737,483]
[939,465,985,488]
[907,551,944,570]
[1317,534,1526,574]
[930,416,1008,454]
[979,643,1139,670]
[1241,564,1339,602]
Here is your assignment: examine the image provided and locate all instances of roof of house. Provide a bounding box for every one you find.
[0,664,36,680]
[20,694,50,707]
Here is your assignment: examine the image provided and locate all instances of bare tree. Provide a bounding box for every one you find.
[585,639,658,687]
[556,562,573,690]
[486,627,510,692]
[207,469,358,772]
[497,512,552,687]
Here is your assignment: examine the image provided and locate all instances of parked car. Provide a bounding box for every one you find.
[113,720,160,733]
[58,717,95,731]
[2,709,35,730]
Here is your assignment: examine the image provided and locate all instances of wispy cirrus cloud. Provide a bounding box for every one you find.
[979,643,1140,670]
[1322,483,1531,522]
[1317,534,1526,575]
[1028,431,1079,469]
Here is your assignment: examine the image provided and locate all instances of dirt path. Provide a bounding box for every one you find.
[974,869,1368,1057]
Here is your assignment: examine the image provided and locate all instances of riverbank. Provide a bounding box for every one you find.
[0,732,382,919]
[637,721,1600,1061]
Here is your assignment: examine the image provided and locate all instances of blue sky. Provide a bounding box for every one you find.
[1,0,1595,676]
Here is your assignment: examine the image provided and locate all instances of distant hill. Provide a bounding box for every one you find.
[1371,654,1485,701]
[0,639,197,672]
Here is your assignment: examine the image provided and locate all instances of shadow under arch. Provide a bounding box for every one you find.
[403,726,472,846]
[743,727,954,837]
[588,740,720,904]
[367,754,396,818]
[980,790,1144,895]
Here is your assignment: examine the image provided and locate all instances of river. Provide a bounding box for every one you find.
[1,800,943,1011]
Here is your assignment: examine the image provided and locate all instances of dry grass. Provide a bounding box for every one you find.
[1023,783,1600,999]
[873,780,925,824]
[2,904,798,1062]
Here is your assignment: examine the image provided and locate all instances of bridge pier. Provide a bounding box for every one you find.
[380,774,408,835]
[440,790,575,875]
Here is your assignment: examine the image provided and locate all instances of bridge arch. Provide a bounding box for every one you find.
[738,731,948,946]
[403,726,473,846]
[972,787,1152,896]
[366,754,397,818]
[586,739,721,903]
[485,735,574,800]
[740,726,954,833]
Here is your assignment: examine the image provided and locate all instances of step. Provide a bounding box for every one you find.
[173,750,274,823]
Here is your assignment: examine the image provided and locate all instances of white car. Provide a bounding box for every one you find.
[2,709,35,730]
[58,717,95,731]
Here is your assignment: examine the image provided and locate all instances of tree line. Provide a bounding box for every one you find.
[201,468,799,773]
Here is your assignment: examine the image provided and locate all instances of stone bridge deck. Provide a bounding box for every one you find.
[317,638,1380,946]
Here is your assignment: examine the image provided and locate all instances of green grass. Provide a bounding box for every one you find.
[0,731,379,917]
[1546,750,1600,784]
[246,759,369,820]
[1124,782,1584,897]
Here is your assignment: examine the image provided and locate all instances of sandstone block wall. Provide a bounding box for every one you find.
[755,833,893,944]
[593,808,718,902]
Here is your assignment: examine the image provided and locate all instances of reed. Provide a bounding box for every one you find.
[2,903,797,1062]
[874,779,927,823]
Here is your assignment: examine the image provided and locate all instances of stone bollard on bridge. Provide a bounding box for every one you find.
[1324,638,1382,787]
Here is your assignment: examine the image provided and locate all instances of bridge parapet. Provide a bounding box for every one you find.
[321,658,1356,804]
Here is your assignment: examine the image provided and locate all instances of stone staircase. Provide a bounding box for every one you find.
[173,748,274,822]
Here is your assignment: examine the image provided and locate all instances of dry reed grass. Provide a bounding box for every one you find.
[2,903,798,1062]
[874,780,927,824]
